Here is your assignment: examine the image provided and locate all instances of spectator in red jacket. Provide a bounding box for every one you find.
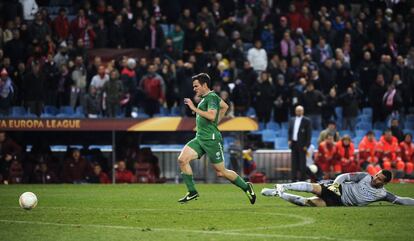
[315,133,338,178]
[53,8,70,42]
[376,129,405,177]
[115,160,134,183]
[299,7,312,34]
[358,131,381,176]
[90,164,111,184]
[70,8,89,41]
[139,64,166,117]
[399,134,414,176]
[287,4,301,32]
[336,135,358,173]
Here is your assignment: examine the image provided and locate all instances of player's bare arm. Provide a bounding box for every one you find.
[218,99,228,122]
[184,98,217,121]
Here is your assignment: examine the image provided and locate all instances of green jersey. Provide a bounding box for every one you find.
[195,91,222,141]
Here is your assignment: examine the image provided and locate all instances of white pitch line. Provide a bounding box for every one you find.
[0,219,372,241]
[4,206,314,231]
[227,213,315,232]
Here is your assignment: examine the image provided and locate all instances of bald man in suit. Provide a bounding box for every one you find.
[288,105,312,181]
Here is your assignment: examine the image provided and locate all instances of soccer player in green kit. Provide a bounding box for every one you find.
[178,73,256,204]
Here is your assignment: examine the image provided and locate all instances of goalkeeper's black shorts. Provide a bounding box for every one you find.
[319,183,344,207]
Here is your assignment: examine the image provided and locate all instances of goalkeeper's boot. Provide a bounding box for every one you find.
[245,182,256,204]
[178,191,199,203]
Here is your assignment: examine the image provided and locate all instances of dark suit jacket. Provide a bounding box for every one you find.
[288,116,312,148]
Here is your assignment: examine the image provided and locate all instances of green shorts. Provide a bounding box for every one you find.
[186,137,224,164]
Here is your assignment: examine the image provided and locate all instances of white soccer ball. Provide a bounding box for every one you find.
[19,192,38,210]
[309,164,318,174]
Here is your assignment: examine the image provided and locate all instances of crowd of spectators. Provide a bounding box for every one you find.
[0,0,412,130]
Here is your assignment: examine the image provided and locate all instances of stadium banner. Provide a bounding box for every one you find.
[0,117,258,131]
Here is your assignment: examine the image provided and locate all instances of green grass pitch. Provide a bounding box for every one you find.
[1,183,413,241]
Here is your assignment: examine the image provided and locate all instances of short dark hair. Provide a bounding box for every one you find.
[381,169,392,183]
[327,120,336,126]
[192,73,211,87]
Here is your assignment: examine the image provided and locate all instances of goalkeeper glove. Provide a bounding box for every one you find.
[327,182,341,196]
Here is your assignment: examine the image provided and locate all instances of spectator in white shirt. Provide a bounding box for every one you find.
[247,40,268,73]
[90,65,109,95]
[19,0,38,21]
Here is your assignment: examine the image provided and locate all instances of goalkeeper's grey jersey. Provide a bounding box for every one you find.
[340,173,388,206]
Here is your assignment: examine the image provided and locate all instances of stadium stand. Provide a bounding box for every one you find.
[0,0,413,184]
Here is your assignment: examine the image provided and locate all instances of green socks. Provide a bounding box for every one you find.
[182,173,247,193]
[232,176,248,191]
[182,173,197,193]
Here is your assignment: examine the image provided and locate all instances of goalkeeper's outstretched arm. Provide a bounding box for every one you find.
[384,192,414,206]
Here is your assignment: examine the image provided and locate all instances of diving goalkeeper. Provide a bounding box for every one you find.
[261,170,414,207]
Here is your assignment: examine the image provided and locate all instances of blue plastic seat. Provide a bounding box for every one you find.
[405,114,414,122]
[170,106,180,116]
[274,137,289,150]
[355,130,367,138]
[311,137,318,147]
[278,129,288,138]
[362,107,373,116]
[159,107,170,116]
[40,113,55,118]
[258,122,265,130]
[137,113,149,118]
[246,107,256,117]
[10,106,27,117]
[404,121,414,129]
[373,129,383,140]
[266,121,280,131]
[356,115,372,123]
[44,105,59,115]
[335,107,343,119]
[355,122,371,131]
[281,122,289,129]
[71,113,85,118]
[59,106,75,115]
[56,113,70,118]
[339,129,354,138]
[373,122,386,130]
[223,137,235,146]
[352,136,363,146]
[75,106,84,115]
[25,113,38,118]
[312,130,320,138]
[262,129,277,142]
